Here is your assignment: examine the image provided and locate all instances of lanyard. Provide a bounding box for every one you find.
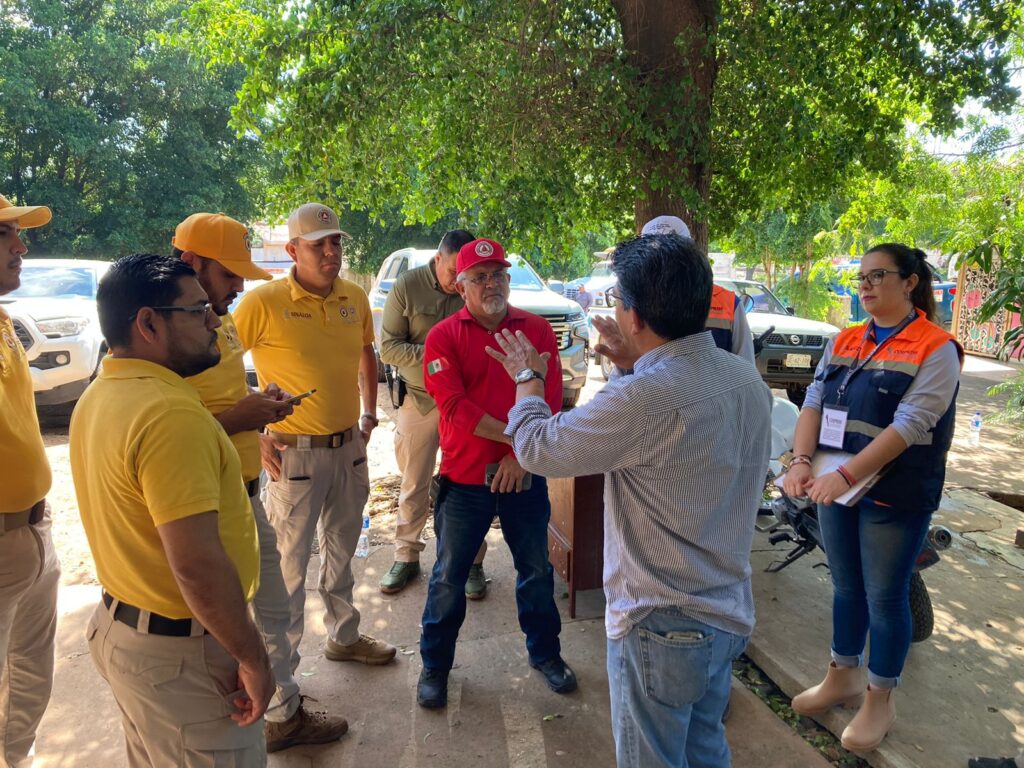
[835,311,918,404]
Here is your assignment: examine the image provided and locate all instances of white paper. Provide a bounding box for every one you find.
[774,449,883,506]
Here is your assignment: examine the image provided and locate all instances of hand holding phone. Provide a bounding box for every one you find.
[282,388,316,406]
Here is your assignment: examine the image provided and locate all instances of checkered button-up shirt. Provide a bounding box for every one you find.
[507,332,772,639]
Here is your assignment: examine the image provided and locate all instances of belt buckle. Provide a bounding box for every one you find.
[297,435,312,450]
[330,433,343,448]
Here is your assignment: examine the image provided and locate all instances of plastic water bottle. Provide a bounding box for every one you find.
[355,512,370,558]
[968,411,983,447]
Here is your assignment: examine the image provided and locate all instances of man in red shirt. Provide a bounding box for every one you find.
[417,238,576,708]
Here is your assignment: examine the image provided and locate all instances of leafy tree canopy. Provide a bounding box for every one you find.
[187,0,1020,259]
[0,0,267,256]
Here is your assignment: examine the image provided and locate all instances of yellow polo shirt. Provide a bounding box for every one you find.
[233,269,374,435]
[70,357,258,619]
[0,309,51,513]
[186,313,261,483]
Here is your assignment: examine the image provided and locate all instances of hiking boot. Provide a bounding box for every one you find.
[325,634,397,665]
[380,560,421,594]
[465,563,488,600]
[265,697,348,753]
[530,656,578,694]
[417,668,449,709]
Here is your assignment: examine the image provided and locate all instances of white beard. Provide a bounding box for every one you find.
[482,296,507,314]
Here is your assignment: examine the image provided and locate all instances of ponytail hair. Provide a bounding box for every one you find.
[865,242,937,323]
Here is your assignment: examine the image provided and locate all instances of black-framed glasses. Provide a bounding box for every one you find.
[129,302,214,322]
[606,285,627,307]
[855,269,901,286]
[462,270,510,287]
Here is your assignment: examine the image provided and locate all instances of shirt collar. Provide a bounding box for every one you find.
[456,305,528,325]
[99,356,199,398]
[286,266,347,303]
[634,331,717,374]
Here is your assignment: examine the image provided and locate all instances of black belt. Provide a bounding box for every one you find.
[0,500,45,534]
[102,591,206,637]
[245,478,260,497]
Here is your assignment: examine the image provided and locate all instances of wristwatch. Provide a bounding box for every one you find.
[514,368,545,385]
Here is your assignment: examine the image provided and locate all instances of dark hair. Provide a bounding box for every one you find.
[438,229,475,257]
[97,253,196,348]
[865,242,937,322]
[611,234,713,340]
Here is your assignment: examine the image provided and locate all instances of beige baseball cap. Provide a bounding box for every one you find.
[0,194,52,229]
[287,203,350,241]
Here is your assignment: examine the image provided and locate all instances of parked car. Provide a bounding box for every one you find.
[369,248,590,408]
[581,259,617,308]
[589,278,839,405]
[2,258,111,405]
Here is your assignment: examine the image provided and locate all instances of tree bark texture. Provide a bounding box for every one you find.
[613,0,718,252]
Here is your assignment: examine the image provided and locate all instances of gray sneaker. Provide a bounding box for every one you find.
[380,560,420,594]
[465,563,488,600]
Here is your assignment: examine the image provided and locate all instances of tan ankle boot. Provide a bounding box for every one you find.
[841,685,895,752]
[791,662,865,715]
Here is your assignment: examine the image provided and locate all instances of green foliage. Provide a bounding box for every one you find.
[774,262,843,324]
[987,374,1024,443]
[184,0,1021,259]
[0,0,268,256]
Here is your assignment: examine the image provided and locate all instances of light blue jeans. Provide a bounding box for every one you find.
[607,610,748,768]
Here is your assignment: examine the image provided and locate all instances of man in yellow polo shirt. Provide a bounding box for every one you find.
[175,212,348,752]
[0,194,61,768]
[70,253,272,765]
[234,202,396,669]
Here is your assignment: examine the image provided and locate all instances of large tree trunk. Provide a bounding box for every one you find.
[613,0,719,252]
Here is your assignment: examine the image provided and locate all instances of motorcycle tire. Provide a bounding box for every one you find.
[909,571,934,643]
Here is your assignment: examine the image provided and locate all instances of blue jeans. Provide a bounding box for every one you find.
[607,610,748,768]
[420,477,561,672]
[818,497,932,688]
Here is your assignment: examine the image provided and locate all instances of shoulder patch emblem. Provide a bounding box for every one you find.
[427,357,449,375]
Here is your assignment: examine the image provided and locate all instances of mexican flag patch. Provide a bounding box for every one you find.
[427,357,449,375]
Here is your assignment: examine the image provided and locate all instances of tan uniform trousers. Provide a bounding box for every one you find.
[393,400,485,565]
[0,505,59,768]
[87,600,265,767]
[263,430,369,670]
[248,493,300,724]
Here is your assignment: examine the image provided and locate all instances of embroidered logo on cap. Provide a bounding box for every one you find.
[318,208,331,222]
[475,241,494,258]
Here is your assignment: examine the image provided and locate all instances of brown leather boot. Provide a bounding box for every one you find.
[791,662,865,715]
[841,685,895,752]
[265,697,348,753]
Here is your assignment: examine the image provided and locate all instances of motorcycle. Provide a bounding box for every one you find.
[757,379,951,643]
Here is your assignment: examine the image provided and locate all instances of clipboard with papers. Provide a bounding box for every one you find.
[774,450,884,506]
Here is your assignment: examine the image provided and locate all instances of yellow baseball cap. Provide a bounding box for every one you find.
[0,194,52,229]
[172,213,272,281]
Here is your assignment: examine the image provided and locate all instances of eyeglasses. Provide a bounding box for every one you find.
[130,302,214,322]
[855,269,901,286]
[462,270,510,287]
[606,285,627,307]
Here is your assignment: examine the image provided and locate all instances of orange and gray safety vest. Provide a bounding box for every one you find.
[816,309,963,511]
[707,285,739,353]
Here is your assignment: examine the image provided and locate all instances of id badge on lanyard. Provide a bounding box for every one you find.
[819,404,849,449]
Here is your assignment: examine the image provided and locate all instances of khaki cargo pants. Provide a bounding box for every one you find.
[0,505,59,768]
[87,601,265,767]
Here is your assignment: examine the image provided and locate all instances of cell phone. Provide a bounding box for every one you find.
[485,463,532,491]
[282,388,316,405]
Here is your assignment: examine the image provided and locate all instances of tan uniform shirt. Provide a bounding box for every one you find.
[379,261,464,415]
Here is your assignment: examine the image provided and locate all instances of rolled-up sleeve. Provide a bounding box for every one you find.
[506,380,646,478]
[802,337,836,412]
[891,341,962,446]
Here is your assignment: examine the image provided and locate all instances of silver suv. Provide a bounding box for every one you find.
[369,248,589,408]
[2,259,110,405]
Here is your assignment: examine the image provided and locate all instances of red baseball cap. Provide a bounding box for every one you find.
[457,238,511,275]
